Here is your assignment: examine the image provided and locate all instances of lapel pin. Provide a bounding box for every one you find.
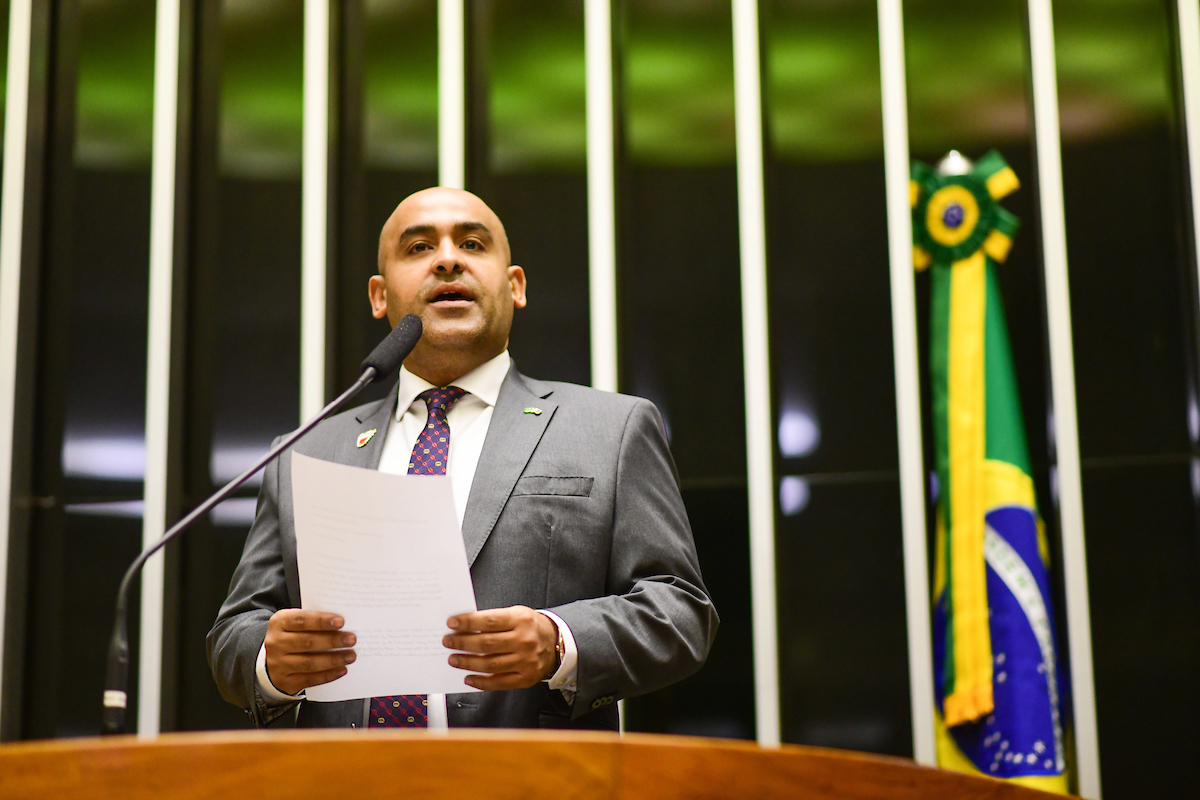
[523,407,542,416]
[356,428,377,448]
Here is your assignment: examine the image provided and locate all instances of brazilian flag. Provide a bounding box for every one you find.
[912,151,1069,793]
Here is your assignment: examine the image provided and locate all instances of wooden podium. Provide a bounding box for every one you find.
[0,729,1069,799]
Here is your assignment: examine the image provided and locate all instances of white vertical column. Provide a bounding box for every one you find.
[438,0,465,190]
[301,0,330,420]
[587,0,620,731]
[585,0,617,394]
[1181,0,1200,334]
[731,0,779,748]
[877,0,936,765]
[140,0,182,738]
[1026,0,1100,795]
[0,0,32,731]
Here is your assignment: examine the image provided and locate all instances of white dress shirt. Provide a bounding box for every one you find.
[255,351,578,726]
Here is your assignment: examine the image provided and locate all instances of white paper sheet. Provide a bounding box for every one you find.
[291,451,481,701]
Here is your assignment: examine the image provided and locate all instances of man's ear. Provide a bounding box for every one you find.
[508,265,527,309]
[368,274,389,319]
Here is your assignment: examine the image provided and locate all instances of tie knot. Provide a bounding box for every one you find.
[419,386,466,415]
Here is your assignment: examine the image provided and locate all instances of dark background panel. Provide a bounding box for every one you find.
[1052,1,1200,796]
[333,0,439,403]
[173,0,304,732]
[18,0,156,739]
[174,513,261,731]
[762,0,912,759]
[615,164,750,740]
[1080,462,1200,797]
[208,178,303,462]
[623,485,754,740]
[775,478,912,757]
[761,0,894,486]
[485,175,590,388]
[766,159,897,477]
[174,176,303,733]
[60,169,153,501]
[1063,129,1193,461]
[466,0,590,387]
[22,509,143,738]
[619,166,746,482]
[615,0,752,739]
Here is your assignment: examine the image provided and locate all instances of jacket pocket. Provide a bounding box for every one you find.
[511,476,593,497]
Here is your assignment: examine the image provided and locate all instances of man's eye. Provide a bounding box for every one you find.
[461,240,481,250]
[411,242,431,253]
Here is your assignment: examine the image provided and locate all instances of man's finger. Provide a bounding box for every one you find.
[442,631,515,653]
[264,630,354,661]
[448,609,515,633]
[448,652,521,674]
[280,610,344,632]
[279,631,355,654]
[279,649,356,675]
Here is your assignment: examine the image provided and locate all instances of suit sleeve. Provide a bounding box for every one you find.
[206,437,297,727]
[545,398,719,719]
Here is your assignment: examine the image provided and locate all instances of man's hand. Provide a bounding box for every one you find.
[263,610,357,696]
[442,606,558,690]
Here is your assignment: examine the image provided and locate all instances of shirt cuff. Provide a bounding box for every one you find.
[255,642,304,706]
[537,610,578,697]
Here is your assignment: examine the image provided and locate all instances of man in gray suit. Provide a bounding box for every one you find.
[208,187,717,730]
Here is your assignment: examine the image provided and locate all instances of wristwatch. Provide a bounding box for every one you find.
[544,629,565,681]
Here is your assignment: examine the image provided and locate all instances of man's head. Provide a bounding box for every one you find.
[369,187,526,386]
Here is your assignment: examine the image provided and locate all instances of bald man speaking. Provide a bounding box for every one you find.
[208,188,717,730]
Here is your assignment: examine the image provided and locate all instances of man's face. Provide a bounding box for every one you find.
[369,188,526,362]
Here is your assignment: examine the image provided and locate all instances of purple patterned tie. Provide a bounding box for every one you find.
[369,386,466,728]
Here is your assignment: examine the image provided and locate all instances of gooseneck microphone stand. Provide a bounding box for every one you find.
[101,315,422,735]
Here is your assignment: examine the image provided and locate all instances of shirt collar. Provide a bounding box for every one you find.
[395,350,511,421]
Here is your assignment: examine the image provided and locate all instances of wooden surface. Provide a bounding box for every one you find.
[0,729,1073,800]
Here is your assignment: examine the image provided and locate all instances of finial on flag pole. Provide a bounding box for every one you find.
[936,149,974,176]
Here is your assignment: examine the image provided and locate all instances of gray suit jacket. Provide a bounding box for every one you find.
[207,366,717,730]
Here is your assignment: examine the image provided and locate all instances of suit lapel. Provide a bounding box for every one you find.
[461,368,556,567]
[342,381,398,470]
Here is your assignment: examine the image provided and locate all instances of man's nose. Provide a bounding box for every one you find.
[432,239,463,273]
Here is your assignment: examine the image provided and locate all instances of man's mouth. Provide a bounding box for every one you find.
[428,286,474,305]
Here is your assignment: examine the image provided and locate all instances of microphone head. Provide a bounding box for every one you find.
[361,314,423,379]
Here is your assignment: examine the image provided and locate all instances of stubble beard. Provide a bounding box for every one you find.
[404,308,509,384]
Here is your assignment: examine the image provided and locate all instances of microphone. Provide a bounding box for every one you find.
[361,311,422,380]
[101,315,422,735]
